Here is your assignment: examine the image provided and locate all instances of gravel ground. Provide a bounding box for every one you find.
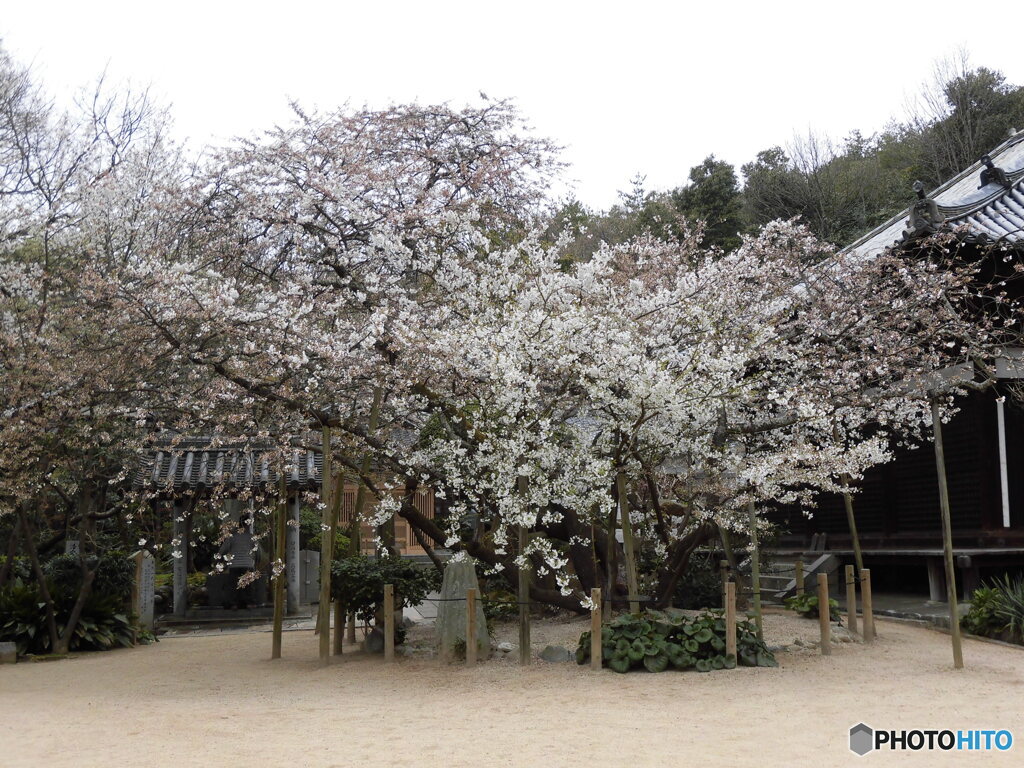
[1,609,1021,767]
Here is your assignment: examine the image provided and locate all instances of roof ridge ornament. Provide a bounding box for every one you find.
[906,180,944,237]
[979,154,1012,190]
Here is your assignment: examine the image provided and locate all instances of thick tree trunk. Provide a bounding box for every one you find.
[0,517,21,589]
[16,504,60,652]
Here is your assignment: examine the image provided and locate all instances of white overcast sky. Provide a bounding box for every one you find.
[3,1,1023,209]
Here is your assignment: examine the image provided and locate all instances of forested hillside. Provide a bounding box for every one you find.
[551,59,1024,255]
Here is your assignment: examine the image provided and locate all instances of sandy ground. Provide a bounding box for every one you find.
[1,610,1022,768]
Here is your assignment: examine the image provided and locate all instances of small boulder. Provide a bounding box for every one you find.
[364,627,385,653]
[0,641,16,664]
[539,645,572,663]
[496,641,514,654]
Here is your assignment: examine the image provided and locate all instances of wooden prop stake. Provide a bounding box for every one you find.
[725,581,737,660]
[862,568,875,643]
[591,587,602,671]
[845,564,858,636]
[818,573,831,655]
[795,559,804,596]
[931,395,964,669]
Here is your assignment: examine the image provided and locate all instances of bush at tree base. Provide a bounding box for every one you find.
[330,555,441,644]
[577,609,777,673]
[0,578,136,655]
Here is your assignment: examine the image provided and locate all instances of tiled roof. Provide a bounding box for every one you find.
[845,131,1024,258]
[135,437,323,491]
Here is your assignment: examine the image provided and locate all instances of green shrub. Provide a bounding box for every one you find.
[0,555,32,583]
[671,555,722,609]
[43,550,135,603]
[576,609,777,673]
[993,574,1024,641]
[0,578,136,655]
[330,555,441,643]
[783,591,840,621]
[962,585,1006,638]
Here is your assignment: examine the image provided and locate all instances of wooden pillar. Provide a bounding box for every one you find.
[795,559,804,596]
[172,500,187,618]
[591,588,602,671]
[931,396,964,669]
[271,478,287,659]
[725,581,737,660]
[465,588,477,666]
[286,494,301,615]
[817,573,831,655]
[862,568,875,643]
[384,583,395,662]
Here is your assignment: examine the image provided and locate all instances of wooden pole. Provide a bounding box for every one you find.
[725,580,737,660]
[317,426,333,665]
[384,583,395,662]
[591,587,602,671]
[841,474,865,576]
[845,564,858,636]
[795,559,804,596]
[817,572,831,655]
[271,476,287,659]
[861,568,875,643]
[930,395,964,669]
[517,476,531,666]
[466,587,477,666]
[747,501,763,641]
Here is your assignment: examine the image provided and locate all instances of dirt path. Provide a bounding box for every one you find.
[1,614,1021,767]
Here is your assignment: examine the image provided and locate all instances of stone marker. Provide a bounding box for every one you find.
[436,559,490,662]
[130,550,156,630]
[0,641,16,664]
[539,645,572,663]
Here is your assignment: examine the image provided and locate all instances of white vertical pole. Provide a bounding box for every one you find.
[997,397,1011,529]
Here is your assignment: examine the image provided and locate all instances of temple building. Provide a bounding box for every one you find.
[766,129,1024,600]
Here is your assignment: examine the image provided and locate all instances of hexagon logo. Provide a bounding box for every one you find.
[850,723,874,756]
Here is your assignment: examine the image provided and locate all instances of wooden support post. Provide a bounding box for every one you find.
[841,474,865,576]
[845,564,858,636]
[271,477,287,660]
[725,581,737,660]
[818,572,831,655]
[465,588,477,666]
[862,568,875,643]
[795,559,804,596]
[931,395,964,669]
[384,583,395,662]
[591,588,602,671]
[747,501,763,641]
[333,600,344,655]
